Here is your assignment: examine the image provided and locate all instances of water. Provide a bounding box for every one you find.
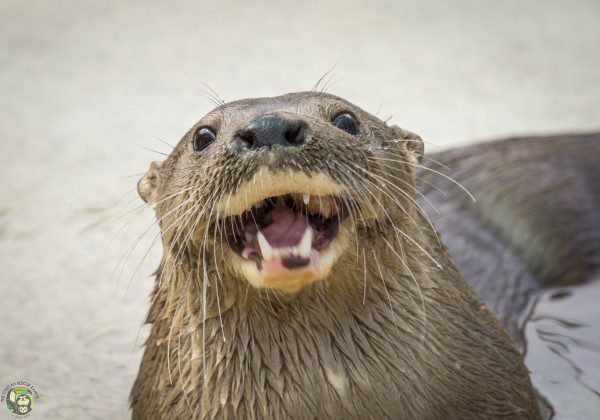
[526,283,600,417]
[1,0,599,418]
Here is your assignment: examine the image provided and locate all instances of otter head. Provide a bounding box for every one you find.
[138,92,423,294]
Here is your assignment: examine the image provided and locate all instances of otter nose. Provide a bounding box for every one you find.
[236,114,307,149]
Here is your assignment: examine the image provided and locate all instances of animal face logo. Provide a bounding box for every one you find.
[5,386,35,416]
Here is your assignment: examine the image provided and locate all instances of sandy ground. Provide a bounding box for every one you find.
[0,0,599,418]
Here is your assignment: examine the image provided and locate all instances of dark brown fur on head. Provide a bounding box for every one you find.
[131,92,540,419]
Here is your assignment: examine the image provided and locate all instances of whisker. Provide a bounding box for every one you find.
[371,156,475,201]
[372,249,399,335]
[382,236,428,338]
[197,80,226,105]
[153,136,176,149]
[131,142,170,157]
[362,250,368,304]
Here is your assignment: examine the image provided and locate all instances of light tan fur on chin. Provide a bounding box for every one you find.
[230,224,352,293]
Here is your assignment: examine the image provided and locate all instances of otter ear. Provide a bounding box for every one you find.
[389,125,424,162]
[138,161,163,207]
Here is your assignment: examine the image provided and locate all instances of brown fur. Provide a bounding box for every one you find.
[416,133,600,419]
[421,133,600,287]
[131,92,540,419]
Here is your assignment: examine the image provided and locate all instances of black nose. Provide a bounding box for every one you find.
[236,114,307,149]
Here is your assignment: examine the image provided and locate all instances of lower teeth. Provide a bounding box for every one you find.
[255,225,313,261]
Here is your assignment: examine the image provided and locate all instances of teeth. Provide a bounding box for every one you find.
[255,227,313,262]
[244,231,254,243]
[303,194,310,205]
[308,197,332,218]
[256,231,274,260]
[297,226,313,258]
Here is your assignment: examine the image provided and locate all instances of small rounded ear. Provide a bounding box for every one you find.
[137,161,163,207]
[389,125,424,162]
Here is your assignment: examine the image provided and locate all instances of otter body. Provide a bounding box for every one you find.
[419,133,600,351]
[129,92,588,419]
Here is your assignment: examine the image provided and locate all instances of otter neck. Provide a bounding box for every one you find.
[141,233,466,418]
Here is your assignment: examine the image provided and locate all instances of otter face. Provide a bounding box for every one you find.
[139,92,423,293]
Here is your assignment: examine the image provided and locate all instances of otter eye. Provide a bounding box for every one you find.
[332,112,359,136]
[192,127,216,152]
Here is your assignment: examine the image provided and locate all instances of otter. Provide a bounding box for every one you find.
[130,91,556,419]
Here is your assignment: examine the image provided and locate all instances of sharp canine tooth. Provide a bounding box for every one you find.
[257,231,274,260]
[322,199,332,218]
[245,232,253,243]
[303,194,310,205]
[298,226,313,258]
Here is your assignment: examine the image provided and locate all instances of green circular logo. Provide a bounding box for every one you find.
[2,382,39,417]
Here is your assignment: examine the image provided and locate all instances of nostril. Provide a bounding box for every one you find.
[236,129,255,149]
[284,123,306,145]
[236,115,306,150]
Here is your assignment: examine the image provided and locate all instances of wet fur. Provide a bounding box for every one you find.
[418,133,600,350]
[131,92,542,419]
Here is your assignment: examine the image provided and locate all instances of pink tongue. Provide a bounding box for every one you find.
[261,205,309,248]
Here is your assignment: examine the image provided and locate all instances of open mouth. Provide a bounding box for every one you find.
[225,194,349,272]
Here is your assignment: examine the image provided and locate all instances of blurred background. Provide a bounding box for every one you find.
[0,0,599,418]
